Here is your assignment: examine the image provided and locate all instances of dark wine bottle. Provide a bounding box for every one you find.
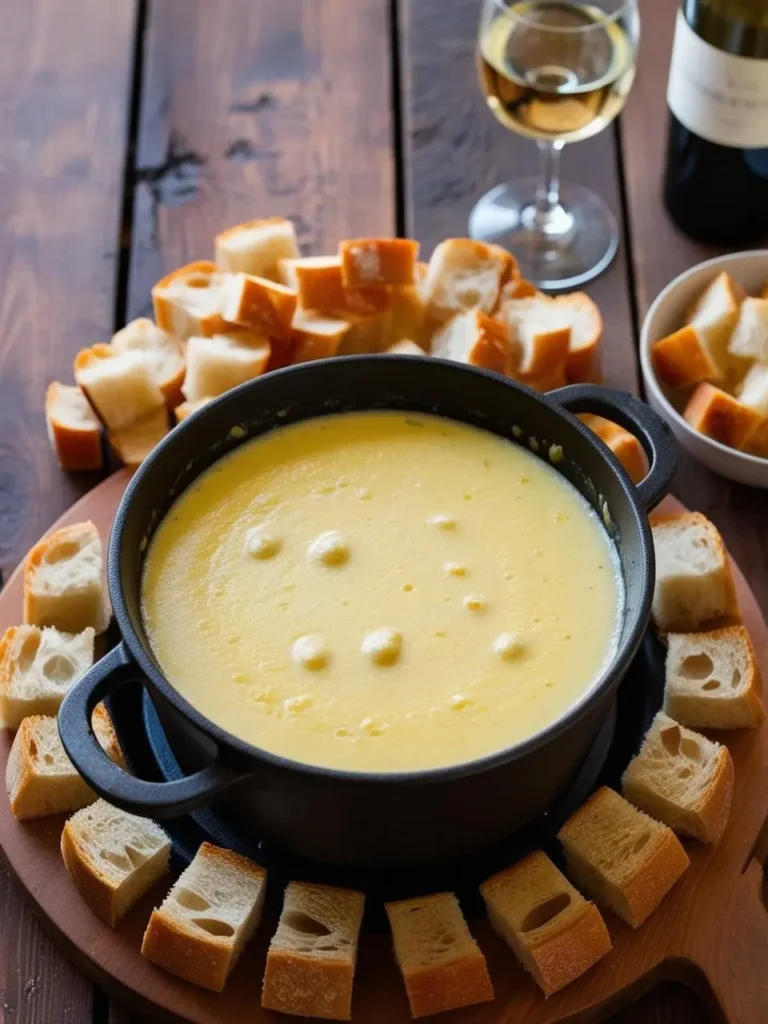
[663,0,768,246]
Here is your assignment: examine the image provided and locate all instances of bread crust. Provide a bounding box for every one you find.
[23,522,105,633]
[45,383,103,471]
[262,949,356,1020]
[401,952,494,1018]
[652,325,722,389]
[684,383,764,450]
[222,274,297,342]
[339,238,419,288]
[152,261,229,339]
[525,902,611,996]
[579,413,648,485]
[61,820,119,924]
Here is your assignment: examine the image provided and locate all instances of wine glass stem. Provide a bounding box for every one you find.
[522,140,575,242]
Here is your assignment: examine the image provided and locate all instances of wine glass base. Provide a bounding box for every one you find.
[468,178,619,291]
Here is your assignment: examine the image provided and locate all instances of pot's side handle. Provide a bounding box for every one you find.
[58,643,250,818]
[549,384,679,511]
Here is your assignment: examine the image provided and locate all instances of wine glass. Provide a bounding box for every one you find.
[469,0,640,290]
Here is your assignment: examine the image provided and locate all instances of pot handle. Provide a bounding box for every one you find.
[548,384,678,511]
[58,642,250,818]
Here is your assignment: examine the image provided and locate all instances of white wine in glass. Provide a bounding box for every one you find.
[469,0,639,290]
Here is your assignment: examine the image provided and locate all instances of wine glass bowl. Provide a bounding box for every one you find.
[470,0,640,290]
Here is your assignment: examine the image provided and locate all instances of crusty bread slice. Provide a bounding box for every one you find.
[578,414,648,485]
[45,383,103,471]
[152,261,230,340]
[221,273,297,342]
[664,626,764,729]
[215,218,300,280]
[62,799,171,926]
[339,238,419,288]
[651,324,723,389]
[108,407,170,469]
[687,270,745,374]
[174,396,212,424]
[737,362,768,417]
[74,344,165,431]
[182,332,271,401]
[683,382,764,450]
[553,292,603,384]
[142,842,266,992]
[7,705,123,819]
[622,712,733,844]
[431,308,512,375]
[387,339,425,355]
[650,512,739,632]
[421,239,515,323]
[291,256,348,312]
[291,313,351,363]
[111,318,186,409]
[24,522,109,635]
[0,624,95,729]
[728,296,768,363]
[480,850,611,996]
[502,296,571,380]
[385,892,494,1018]
[262,881,365,1020]
[557,786,690,929]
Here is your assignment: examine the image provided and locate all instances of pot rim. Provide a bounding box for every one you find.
[109,356,655,785]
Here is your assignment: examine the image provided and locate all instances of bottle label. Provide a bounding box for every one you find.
[667,8,768,148]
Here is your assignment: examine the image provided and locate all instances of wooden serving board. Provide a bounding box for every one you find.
[0,472,767,1023]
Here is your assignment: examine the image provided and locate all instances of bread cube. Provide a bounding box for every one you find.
[684,383,764,450]
[578,414,648,485]
[502,296,571,381]
[23,522,108,634]
[728,296,768,363]
[215,217,300,280]
[152,261,229,339]
[738,362,768,417]
[339,238,419,288]
[111,318,186,409]
[651,324,722,389]
[421,239,515,322]
[174,397,213,424]
[431,309,512,375]
[74,344,164,431]
[108,407,170,468]
[221,273,297,342]
[182,332,270,401]
[554,292,604,384]
[291,313,351,363]
[687,270,745,373]
[45,383,103,471]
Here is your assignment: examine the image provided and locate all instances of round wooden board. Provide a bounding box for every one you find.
[1,472,767,1023]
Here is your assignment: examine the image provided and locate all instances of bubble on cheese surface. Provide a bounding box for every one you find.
[245,527,282,560]
[307,530,350,567]
[284,694,313,713]
[463,594,487,612]
[362,627,402,666]
[494,632,525,661]
[427,514,456,530]
[292,634,329,670]
[444,562,467,577]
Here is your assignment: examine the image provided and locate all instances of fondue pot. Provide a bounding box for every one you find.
[59,357,677,871]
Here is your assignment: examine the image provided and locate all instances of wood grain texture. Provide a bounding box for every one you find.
[399,0,638,393]
[0,0,136,582]
[619,0,768,618]
[127,0,397,320]
[0,483,763,1024]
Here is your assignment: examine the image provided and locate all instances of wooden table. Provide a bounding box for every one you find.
[0,1,764,1021]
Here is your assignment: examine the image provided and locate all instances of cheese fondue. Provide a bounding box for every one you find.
[141,412,622,772]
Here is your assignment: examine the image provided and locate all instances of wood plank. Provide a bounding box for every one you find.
[620,0,768,617]
[0,0,136,581]
[0,0,136,1019]
[127,0,396,320]
[399,0,637,393]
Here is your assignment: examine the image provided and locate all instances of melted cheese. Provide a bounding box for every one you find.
[142,412,622,772]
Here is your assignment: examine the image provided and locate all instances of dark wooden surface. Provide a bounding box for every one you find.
[0,0,762,1021]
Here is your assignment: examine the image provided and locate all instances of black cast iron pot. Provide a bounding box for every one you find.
[59,356,677,871]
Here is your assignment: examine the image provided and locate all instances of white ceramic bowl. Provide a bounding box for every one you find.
[640,250,768,489]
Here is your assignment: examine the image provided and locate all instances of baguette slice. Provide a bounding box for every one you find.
[502,296,571,380]
[0,624,95,729]
[142,842,266,992]
[728,296,768,363]
[24,522,109,634]
[221,273,297,342]
[385,892,494,1018]
[554,292,604,384]
[687,270,745,373]
[557,786,690,929]
[683,383,764,450]
[215,218,300,280]
[651,512,738,632]
[737,362,768,417]
[421,239,515,323]
[7,706,123,819]
[262,881,365,1020]
[387,339,425,355]
[62,799,171,926]
[108,407,169,468]
[622,712,733,844]
[339,238,419,288]
[578,414,648,485]
[182,332,271,401]
[45,383,103,471]
[174,396,213,423]
[664,626,764,729]
[480,850,612,996]
[111,318,186,409]
[152,261,230,340]
[74,344,165,431]
[431,308,512,375]
[651,325,723,389]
